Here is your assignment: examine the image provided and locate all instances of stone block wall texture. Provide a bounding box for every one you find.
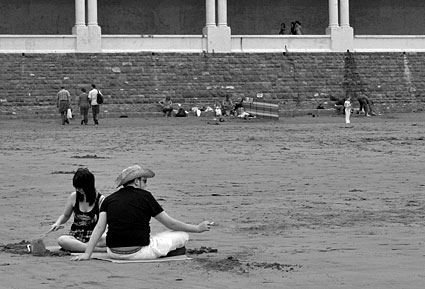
[1,52,425,119]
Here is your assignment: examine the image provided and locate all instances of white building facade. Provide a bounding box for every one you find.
[0,0,424,53]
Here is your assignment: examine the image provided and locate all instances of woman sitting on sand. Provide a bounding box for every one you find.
[72,164,212,261]
[50,168,106,252]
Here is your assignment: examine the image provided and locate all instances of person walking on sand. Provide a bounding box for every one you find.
[72,164,212,261]
[344,96,352,124]
[57,86,71,125]
[88,84,100,125]
[51,168,106,252]
[77,88,90,125]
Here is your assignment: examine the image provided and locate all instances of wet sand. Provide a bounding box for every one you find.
[0,113,424,288]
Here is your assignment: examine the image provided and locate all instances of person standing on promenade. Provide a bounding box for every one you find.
[78,88,90,125]
[57,86,71,125]
[290,22,296,35]
[279,22,286,35]
[294,21,304,35]
[88,84,100,125]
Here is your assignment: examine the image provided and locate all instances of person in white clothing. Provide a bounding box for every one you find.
[344,96,352,124]
[88,84,100,125]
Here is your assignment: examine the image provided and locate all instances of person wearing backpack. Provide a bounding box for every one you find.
[88,84,101,125]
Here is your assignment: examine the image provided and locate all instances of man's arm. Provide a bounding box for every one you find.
[154,211,211,233]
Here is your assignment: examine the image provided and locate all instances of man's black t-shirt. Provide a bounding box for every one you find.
[100,186,164,248]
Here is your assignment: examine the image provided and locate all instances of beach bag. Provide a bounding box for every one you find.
[97,90,104,104]
[175,107,187,117]
[67,108,73,119]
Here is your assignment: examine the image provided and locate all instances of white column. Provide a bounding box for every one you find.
[85,0,102,52]
[203,0,230,52]
[87,0,98,26]
[73,0,101,52]
[205,0,216,27]
[330,0,353,52]
[217,0,227,27]
[328,0,339,28]
[74,0,86,27]
[340,0,350,27]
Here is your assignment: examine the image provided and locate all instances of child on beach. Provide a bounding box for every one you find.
[344,96,352,124]
[51,168,106,252]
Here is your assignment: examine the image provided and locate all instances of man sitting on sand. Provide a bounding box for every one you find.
[221,94,234,116]
[73,165,212,261]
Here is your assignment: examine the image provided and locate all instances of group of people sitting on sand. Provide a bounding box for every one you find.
[50,165,213,261]
[158,94,254,119]
[214,95,255,119]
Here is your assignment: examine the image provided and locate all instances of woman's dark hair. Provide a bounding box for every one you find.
[73,168,97,205]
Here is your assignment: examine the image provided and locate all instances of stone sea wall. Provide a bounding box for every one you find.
[1,52,425,119]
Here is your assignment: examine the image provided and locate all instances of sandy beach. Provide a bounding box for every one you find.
[1,113,424,289]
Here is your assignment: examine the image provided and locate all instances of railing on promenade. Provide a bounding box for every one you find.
[102,35,206,53]
[231,35,332,53]
[0,35,76,53]
[353,35,425,52]
[1,34,425,53]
